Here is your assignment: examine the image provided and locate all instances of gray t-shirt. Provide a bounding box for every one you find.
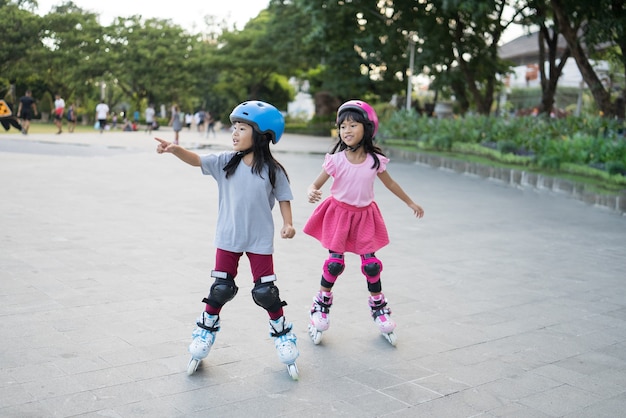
[200,152,293,254]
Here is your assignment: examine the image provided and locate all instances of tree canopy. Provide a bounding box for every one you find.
[1,0,623,120]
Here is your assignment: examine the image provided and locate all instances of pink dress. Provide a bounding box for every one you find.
[303,152,390,254]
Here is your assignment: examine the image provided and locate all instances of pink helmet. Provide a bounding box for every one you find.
[336,99,379,137]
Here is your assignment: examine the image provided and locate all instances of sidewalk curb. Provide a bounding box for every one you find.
[384,147,626,215]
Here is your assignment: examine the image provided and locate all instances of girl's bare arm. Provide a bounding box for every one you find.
[154,137,201,166]
[307,170,330,203]
[378,171,424,218]
[278,200,296,238]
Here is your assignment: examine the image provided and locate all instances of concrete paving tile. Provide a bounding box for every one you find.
[88,381,157,409]
[0,383,36,409]
[443,357,533,387]
[160,380,265,415]
[38,391,110,417]
[563,392,626,418]
[474,373,563,402]
[21,375,86,401]
[344,391,412,417]
[413,373,472,396]
[590,365,626,390]
[518,384,603,416]
[0,400,52,418]
[103,398,185,417]
[566,372,626,399]
[399,390,483,417]
[140,372,217,398]
[379,381,443,406]
[71,367,134,392]
[193,391,318,418]
[5,362,66,384]
[486,401,554,417]
[555,350,626,376]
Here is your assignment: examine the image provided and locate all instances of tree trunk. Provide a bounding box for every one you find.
[551,0,614,116]
[538,24,571,114]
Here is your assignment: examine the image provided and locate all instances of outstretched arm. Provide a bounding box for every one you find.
[306,170,330,203]
[378,171,424,218]
[278,200,296,239]
[154,137,201,166]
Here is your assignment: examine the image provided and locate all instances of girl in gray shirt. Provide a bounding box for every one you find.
[155,100,300,379]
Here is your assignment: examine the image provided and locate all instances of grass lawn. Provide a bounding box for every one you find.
[0,120,106,135]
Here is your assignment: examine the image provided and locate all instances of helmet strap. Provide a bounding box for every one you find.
[237,148,253,157]
[223,148,253,173]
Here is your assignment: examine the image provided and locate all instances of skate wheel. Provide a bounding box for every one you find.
[187,358,200,375]
[384,332,398,346]
[308,324,322,345]
[287,363,299,380]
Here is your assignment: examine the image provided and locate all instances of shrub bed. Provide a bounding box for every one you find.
[379,111,626,190]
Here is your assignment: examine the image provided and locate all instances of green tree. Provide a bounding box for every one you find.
[301,1,390,99]
[37,2,108,103]
[0,0,44,102]
[519,0,571,115]
[400,0,527,115]
[211,10,295,110]
[550,0,625,117]
[105,16,200,111]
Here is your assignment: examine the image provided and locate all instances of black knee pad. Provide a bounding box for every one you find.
[251,276,286,312]
[361,253,383,293]
[361,253,383,281]
[202,271,238,309]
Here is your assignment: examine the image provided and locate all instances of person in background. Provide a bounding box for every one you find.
[145,103,156,135]
[17,90,37,135]
[206,111,217,138]
[53,93,65,134]
[95,100,109,133]
[66,103,77,133]
[169,104,183,144]
[0,99,24,132]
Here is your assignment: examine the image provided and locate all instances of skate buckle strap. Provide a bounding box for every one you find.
[371,306,391,319]
[260,274,276,283]
[270,323,292,338]
[211,270,233,280]
[197,316,220,332]
[313,299,332,313]
[329,253,344,259]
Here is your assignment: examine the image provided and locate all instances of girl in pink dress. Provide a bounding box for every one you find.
[303,100,424,346]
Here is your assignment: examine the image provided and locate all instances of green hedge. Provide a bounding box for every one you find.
[379,110,626,187]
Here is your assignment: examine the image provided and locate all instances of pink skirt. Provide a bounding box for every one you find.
[303,197,389,254]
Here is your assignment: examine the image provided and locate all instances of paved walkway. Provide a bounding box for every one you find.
[1,128,625,417]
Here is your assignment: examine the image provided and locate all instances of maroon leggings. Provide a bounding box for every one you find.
[204,248,283,320]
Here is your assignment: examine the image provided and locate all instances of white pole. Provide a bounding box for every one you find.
[406,38,415,111]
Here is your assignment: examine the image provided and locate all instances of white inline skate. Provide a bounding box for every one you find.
[187,312,220,375]
[269,316,300,380]
[308,291,333,345]
[369,294,397,346]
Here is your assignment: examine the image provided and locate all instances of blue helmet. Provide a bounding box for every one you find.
[229,101,285,144]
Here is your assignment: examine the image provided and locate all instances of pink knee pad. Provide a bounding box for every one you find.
[361,254,383,283]
[322,253,345,283]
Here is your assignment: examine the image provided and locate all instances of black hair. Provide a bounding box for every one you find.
[222,128,289,188]
[332,109,386,170]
